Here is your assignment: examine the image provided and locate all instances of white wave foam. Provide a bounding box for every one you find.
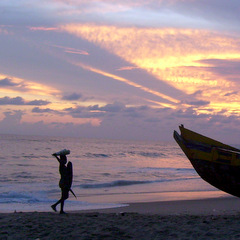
[0,191,50,204]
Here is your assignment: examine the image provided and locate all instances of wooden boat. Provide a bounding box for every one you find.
[174,124,240,197]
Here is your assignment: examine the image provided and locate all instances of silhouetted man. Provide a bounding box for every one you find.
[51,154,70,214]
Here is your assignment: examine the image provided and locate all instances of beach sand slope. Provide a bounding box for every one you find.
[1,212,240,239]
[1,197,240,239]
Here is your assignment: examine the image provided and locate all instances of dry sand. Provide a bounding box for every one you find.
[1,197,240,239]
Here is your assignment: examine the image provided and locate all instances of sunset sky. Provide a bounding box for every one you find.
[0,0,240,142]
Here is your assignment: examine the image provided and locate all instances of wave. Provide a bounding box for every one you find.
[84,153,112,158]
[123,167,196,177]
[79,180,150,189]
[128,151,166,158]
[78,178,197,189]
[81,151,167,159]
[0,191,45,204]
[140,167,194,172]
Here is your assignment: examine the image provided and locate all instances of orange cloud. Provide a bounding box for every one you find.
[61,23,240,116]
[117,66,140,71]
[74,61,179,106]
[0,74,59,96]
[0,74,64,117]
[28,26,58,31]
[24,113,101,126]
[51,44,89,55]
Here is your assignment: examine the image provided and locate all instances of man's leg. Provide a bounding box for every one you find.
[60,200,65,214]
[60,189,69,214]
[51,198,62,212]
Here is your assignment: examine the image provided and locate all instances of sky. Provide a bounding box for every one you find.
[0,0,240,143]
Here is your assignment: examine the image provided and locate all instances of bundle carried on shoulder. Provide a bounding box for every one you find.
[53,149,70,156]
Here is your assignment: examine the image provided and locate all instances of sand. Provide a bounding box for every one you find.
[1,197,240,240]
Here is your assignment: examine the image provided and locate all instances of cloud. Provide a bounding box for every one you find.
[171,0,240,30]
[50,44,89,55]
[34,101,150,120]
[88,102,148,114]
[0,110,24,127]
[182,100,210,107]
[32,107,59,114]
[0,0,240,142]
[93,102,126,113]
[0,74,59,96]
[0,78,18,87]
[64,106,105,118]
[62,93,82,101]
[117,66,140,71]
[62,24,240,92]
[189,90,203,97]
[74,62,179,105]
[1,101,240,143]
[199,59,240,83]
[0,97,25,105]
[19,0,240,31]
[224,91,238,97]
[62,23,240,117]
[0,96,50,106]
[0,26,11,35]
[27,99,51,105]
[2,0,240,32]
[28,26,58,31]
[64,102,151,120]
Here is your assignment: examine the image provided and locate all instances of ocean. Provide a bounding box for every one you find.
[0,134,229,213]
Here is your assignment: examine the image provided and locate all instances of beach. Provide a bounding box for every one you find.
[1,197,240,240]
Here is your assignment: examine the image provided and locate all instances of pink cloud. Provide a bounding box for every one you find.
[117,66,140,71]
[0,25,12,35]
[51,44,89,55]
[28,26,58,31]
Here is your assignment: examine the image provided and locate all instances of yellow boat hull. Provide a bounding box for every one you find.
[174,125,240,198]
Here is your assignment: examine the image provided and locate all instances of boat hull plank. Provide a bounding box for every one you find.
[190,158,240,198]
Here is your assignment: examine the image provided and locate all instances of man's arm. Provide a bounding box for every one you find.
[52,153,61,163]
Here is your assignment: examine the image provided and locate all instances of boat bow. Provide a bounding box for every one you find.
[174,125,240,198]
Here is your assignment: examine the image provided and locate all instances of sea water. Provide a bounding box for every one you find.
[0,134,229,213]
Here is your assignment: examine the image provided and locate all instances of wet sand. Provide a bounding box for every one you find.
[1,197,240,239]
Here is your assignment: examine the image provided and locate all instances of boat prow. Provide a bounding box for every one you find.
[174,125,240,198]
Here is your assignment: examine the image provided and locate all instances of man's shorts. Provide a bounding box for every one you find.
[61,187,69,200]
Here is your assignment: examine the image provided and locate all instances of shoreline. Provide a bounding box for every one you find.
[0,189,230,214]
[1,195,240,215]
[75,189,229,205]
[78,196,240,215]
